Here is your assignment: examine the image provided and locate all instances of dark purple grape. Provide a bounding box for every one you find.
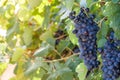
[85,8,89,13]
[69,11,76,20]
[98,48,103,53]
[109,31,114,40]
[90,14,95,19]
[72,29,78,34]
[72,46,80,53]
[55,39,60,45]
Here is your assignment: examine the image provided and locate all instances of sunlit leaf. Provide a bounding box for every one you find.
[7,21,19,37]
[11,48,25,62]
[65,0,74,10]
[76,63,87,80]
[33,45,52,57]
[27,0,42,9]
[14,61,27,80]
[23,27,33,46]
[17,8,31,21]
[0,63,7,75]
[58,7,67,15]
[42,6,50,28]
[60,10,71,20]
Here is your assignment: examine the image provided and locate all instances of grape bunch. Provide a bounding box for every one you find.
[99,32,120,80]
[69,7,100,71]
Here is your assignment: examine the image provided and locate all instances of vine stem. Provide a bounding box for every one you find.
[52,48,62,58]
[89,1,106,8]
[56,34,67,39]
[43,54,79,63]
[97,17,107,27]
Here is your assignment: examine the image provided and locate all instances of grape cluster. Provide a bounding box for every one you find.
[99,32,120,80]
[69,7,100,71]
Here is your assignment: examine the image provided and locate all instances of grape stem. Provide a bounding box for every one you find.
[53,48,62,58]
[56,34,67,39]
[97,17,107,27]
[89,1,106,8]
[43,54,79,63]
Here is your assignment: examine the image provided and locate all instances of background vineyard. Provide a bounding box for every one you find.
[0,0,120,80]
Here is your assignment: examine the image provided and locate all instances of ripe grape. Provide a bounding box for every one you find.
[72,45,80,53]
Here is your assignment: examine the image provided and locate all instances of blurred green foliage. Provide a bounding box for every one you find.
[0,0,120,80]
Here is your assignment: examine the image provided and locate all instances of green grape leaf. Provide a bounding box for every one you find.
[23,27,33,46]
[60,10,70,20]
[0,43,6,51]
[87,0,94,7]
[117,77,120,80]
[58,7,67,15]
[76,63,87,80]
[65,56,81,72]
[0,63,7,75]
[17,8,31,21]
[101,22,109,37]
[7,21,19,37]
[112,0,119,3]
[27,0,42,9]
[56,39,69,53]
[41,74,49,80]
[97,38,106,48]
[6,34,17,48]
[47,67,73,80]
[66,22,78,45]
[65,0,74,10]
[33,45,52,57]
[114,29,120,39]
[103,2,120,39]
[42,6,50,28]
[24,57,48,75]
[40,30,55,47]
[11,48,25,62]
[59,71,73,80]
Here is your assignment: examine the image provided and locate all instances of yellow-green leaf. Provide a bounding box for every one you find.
[17,8,30,21]
[65,0,74,10]
[11,48,25,62]
[40,30,55,47]
[23,27,33,46]
[27,0,42,9]
[76,63,87,80]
